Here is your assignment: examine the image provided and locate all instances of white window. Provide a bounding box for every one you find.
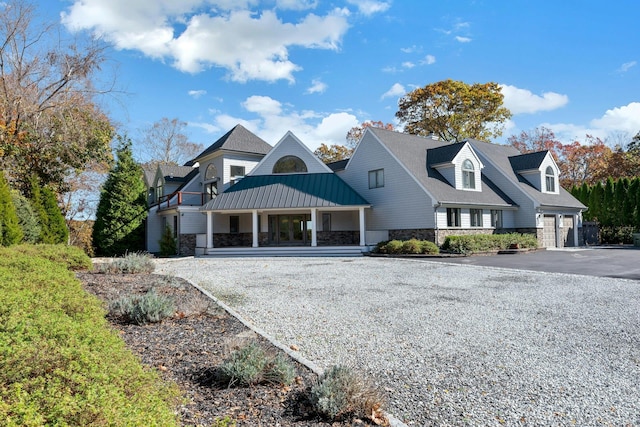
[230,165,246,185]
[470,209,483,227]
[545,166,555,192]
[447,208,461,227]
[491,210,503,228]
[368,169,384,189]
[462,159,475,189]
[156,179,163,203]
[273,156,307,173]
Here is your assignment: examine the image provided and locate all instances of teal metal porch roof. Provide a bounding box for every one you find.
[201,173,369,211]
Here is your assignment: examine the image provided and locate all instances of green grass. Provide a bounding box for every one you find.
[0,245,180,426]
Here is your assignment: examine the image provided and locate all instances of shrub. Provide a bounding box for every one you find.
[159,225,177,256]
[0,172,23,246]
[420,240,439,254]
[310,365,384,421]
[109,288,175,325]
[0,246,180,426]
[10,190,40,244]
[96,252,155,274]
[218,341,296,387]
[374,239,440,255]
[442,233,538,254]
[11,244,92,271]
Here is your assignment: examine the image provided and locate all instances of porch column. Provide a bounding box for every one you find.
[252,210,259,248]
[359,207,366,246]
[206,211,213,249]
[573,214,579,247]
[310,208,317,247]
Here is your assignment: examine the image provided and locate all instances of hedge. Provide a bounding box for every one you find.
[441,233,538,254]
[0,245,180,426]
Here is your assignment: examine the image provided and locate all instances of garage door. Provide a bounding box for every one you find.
[563,215,575,247]
[543,215,557,248]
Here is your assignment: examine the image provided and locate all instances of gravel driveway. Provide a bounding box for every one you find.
[156,257,640,426]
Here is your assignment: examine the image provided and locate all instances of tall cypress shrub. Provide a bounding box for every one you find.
[10,190,40,243]
[0,173,22,246]
[41,186,69,244]
[93,136,147,256]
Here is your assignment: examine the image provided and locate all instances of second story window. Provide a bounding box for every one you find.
[273,155,307,173]
[156,179,163,203]
[462,159,475,189]
[230,165,246,185]
[368,169,384,189]
[545,166,555,192]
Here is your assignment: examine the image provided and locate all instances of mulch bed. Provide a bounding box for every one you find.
[78,271,378,427]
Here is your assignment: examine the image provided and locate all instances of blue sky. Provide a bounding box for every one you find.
[42,0,639,161]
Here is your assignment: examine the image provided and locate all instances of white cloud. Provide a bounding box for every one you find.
[401,61,415,69]
[202,95,359,150]
[380,83,405,100]
[421,54,436,65]
[455,36,472,43]
[346,0,391,16]
[401,45,421,54]
[306,79,328,94]
[500,84,569,114]
[62,1,349,81]
[590,102,640,134]
[188,89,206,99]
[618,61,637,73]
[276,0,318,10]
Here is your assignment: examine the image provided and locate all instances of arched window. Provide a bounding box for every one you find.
[273,155,307,173]
[545,166,555,192]
[462,159,475,189]
[205,164,218,180]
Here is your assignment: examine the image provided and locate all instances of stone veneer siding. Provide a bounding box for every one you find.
[179,233,197,256]
[317,231,360,246]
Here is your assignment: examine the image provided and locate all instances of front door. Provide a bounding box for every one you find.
[269,214,311,245]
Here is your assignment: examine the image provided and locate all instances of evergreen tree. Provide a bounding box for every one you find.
[589,181,604,223]
[11,190,41,243]
[631,178,640,229]
[0,173,23,246]
[602,177,616,227]
[93,136,147,256]
[41,186,69,244]
[618,177,632,227]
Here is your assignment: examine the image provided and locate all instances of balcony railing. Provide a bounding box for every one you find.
[156,191,207,210]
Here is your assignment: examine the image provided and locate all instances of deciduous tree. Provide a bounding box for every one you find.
[93,135,147,256]
[140,117,203,165]
[0,0,115,195]
[345,121,395,148]
[396,79,511,142]
[314,143,353,164]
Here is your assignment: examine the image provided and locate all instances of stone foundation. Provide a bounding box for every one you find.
[389,229,435,242]
[179,234,196,256]
[213,233,253,247]
[317,231,360,246]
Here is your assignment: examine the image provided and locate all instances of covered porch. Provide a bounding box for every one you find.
[199,173,371,255]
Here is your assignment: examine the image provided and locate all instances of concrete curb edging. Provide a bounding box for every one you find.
[185,278,409,427]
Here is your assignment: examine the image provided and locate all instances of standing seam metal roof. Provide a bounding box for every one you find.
[201,173,370,211]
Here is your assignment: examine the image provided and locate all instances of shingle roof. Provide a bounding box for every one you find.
[201,173,369,211]
[195,124,272,160]
[158,164,195,182]
[508,151,548,172]
[467,139,586,209]
[427,142,466,166]
[369,128,515,207]
[326,159,349,171]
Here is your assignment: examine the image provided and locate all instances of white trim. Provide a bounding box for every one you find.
[252,210,259,247]
[310,208,317,247]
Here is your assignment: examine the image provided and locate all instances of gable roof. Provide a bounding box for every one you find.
[368,128,515,207]
[467,140,586,209]
[508,151,549,172]
[250,131,333,175]
[326,159,349,172]
[195,124,272,160]
[201,173,369,211]
[158,164,195,182]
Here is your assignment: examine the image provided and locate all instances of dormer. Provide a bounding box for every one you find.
[509,151,559,194]
[427,141,483,191]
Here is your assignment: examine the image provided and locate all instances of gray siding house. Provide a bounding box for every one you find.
[144,125,586,255]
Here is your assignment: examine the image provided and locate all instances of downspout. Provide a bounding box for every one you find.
[434,203,441,245]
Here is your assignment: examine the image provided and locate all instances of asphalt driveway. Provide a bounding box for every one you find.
[156,256,640,426]
[434,246,640,280]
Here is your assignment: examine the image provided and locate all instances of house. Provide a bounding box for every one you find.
[144,124,271,255]
[144,125,586,256]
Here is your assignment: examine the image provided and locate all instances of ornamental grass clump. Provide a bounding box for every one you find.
[109,288,175,325]
[218,341,296,387]
[310,365,385,422]
[96,252,155,274]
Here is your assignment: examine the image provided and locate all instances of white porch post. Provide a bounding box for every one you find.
[310,208,317,247]
[252,210,259,248]
[206,211,213,249]
[359,207,366,246]
[573,214,579,247]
